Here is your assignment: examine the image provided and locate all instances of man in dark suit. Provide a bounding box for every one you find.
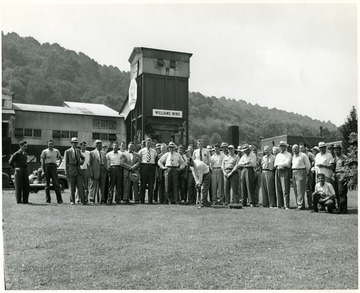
[122,142,141,203]
[88,140,108,204]
[9,140,30,204]
[64,137,85,205]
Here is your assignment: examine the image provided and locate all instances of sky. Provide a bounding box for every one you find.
[1,1,357,126]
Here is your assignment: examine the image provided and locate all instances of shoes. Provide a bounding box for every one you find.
[135,200,140,204]
[70,202,75,205]
[57,201,63,204]
[285,207,290,210]
[311,210,318,213]
[46,201,51,204]
[250,204,255,207]
[82,202,87,205]
[319,206,326,211]
[116,201,122,204]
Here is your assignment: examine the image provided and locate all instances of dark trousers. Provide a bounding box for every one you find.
[140,164,155,203]
[108,166,123,203]
[165,168,180,203]
[14,168,30,203]
[187,171,196,204]
[158,169,166,203]
[335,174,348,212]
[240,167,256,205]
[44,163,62,203]
[69,174,84,204]
[179,169,187,201]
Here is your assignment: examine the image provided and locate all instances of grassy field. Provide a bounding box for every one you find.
[2,188,358,290]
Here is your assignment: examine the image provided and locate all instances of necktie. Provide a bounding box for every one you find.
[146,149,151,163]
[200,149,203,161]
[74,149,78,165]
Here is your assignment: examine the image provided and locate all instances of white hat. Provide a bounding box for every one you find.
[71,137,79,143]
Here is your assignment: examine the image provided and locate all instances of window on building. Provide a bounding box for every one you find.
[33,129,41,138]
[92,133,100,140]
[61,131,69,138]
[70,131,78,138]
[170,60,176,69]
[93,119,101,128]
[14,128,23,137]
[100,133,108,141]
[100,120,109,129]
[53,130,61,138]
[109,121,116,130]
[157,59,164,67]
[109,133,117,142]
[24,128,33,137]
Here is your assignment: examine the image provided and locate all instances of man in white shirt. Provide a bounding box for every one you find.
[193,139,210,166]
[314,141,335,185]
[274,140,292,209]
[210,144,225,205]
[312,173,336,213]
[138,138,157,204]
[232,144,257,207]
[186,153,211,207]
[292,144,311,210]
[158,142,186,204]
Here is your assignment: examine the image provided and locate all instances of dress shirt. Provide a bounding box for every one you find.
[314,182,335,199]
[80,150,90,170]
[292,152,311,172]
[193,148,210,165]
[221,154,239,171]
[138,147,157,164]
[314,153,334,179]
[41,148,61,164]
[274,151,292,168]
[261,154,275,170]
[238,152,257,167]
[158,152,185,168]
[106,150,123,166]
[190,160,210,185]
[210,153,225,168]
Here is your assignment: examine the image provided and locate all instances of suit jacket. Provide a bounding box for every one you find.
[122,151,141,177]
[64,147,84,177]
[88,149,108,179]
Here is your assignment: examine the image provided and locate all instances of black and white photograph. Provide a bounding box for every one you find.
[1,0,358,290]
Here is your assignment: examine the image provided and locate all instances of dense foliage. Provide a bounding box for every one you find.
[3,32,340,146]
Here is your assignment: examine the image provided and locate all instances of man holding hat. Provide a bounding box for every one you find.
[232,144,257,207]
[312,173,336,213]
[291,144,311,210]
[153,143,162,203]
[314,142,335,185]
[221,145,240,205]
[122,142,141,204]
[178,145,188,203]
[274,141,292,209]
[138,138,157,204]
[261,145,276,208]
[210,143,225,204]
[185,146,196,204]
[88,139,108,204]
[334,144,348,213]
[158,142,186,204]
[64,137,85,204]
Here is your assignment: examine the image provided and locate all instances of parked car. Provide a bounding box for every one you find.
[29,161,69,193]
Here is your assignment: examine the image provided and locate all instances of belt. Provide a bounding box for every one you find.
[203,172,209,176]
[244,166,254,168]
[225,168,233,171]
[111,165,122,168]
[166,166,179,168]
[45,163,57,165]
[292,168,305,170]
[141,163,154,165]
[262,169,273,171]
[212,167,221,169]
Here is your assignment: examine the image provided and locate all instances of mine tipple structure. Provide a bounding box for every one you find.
[121,47,192,146]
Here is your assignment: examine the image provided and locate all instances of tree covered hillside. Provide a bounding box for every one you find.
[2,32,339,146]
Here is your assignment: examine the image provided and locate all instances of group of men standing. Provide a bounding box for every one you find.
[8,137,349,214]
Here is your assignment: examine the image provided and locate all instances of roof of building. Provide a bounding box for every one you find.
[12,101,121,118]
[129,47,193,63]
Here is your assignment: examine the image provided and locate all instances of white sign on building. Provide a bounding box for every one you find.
[153,109,183,118]
[128,79,137,111]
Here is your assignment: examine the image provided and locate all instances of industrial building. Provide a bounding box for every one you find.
[2,91,125,173]
[120,47,192,146]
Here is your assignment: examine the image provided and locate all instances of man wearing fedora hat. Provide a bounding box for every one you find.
[153,143,162,203]
[333,144,348,213]
[221,145,240,205]
[185,146,196,204]
[314,142,335,185]
[88,140,108,204]
[178,145,188,203]
[64,137,85,205]
[261,145,276,208]
[158,142,186,204]
[274,140,292,209]
[232,143,257,207]
[220,142,229,156]
[193,139,210,166]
